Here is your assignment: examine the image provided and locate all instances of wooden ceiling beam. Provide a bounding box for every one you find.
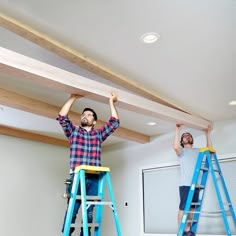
[0,47,211,130]
[0,125,69,147]
[0,13,187,112]
[0,88,150,144]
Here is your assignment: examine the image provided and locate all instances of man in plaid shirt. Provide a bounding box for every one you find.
[57,92,120,236]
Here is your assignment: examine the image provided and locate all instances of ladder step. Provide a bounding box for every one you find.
[200,166,221,173]
[187,220,198,223]
[200,167,208,171]
[224,202,232,207]
[71,223,99,228]
[63,195,102,200]
[198,210,231,215]
[191,202,201,206]
[76,196,102,201]
[196,184,205,189]
[86,201,113,206]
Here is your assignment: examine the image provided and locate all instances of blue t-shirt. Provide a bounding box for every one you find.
[178,148,200,186]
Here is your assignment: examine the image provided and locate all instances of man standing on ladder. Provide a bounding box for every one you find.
[173,124,212,236]
[57,92,120,236]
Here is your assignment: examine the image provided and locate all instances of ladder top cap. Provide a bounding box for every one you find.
[74,165,110,174]
[199,147,216,153]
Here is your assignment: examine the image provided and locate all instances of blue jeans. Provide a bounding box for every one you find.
[62,173,99,236]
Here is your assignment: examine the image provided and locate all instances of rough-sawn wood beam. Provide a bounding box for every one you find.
[0,47,211,130]
[0,88,149,144]
[0,13,188,112]
[0,125,69,147]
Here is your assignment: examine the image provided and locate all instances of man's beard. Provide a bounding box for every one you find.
[81,119,93,127]
[184,139,193,145]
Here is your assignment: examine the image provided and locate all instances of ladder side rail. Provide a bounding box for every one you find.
[207,152,231,236]
[63,172,81,236]
[94,172,107,236]
[191,154,210,233]
[178,151,205,236]
[80,170,89,236]
[106,172,122,236]
[212,153,236,225]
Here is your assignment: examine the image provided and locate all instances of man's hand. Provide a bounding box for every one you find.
[110,91,118,103]
[59,94,82,116]
[70,94,81,100]
[174,124,183,155]
[204,124,212,135]
[109,91,119,119]
[204,124,213,147]
[176,124,183,131]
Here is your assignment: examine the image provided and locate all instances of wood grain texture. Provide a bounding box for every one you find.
[0,13,188,112]
[0,88,150,144]
[0,47,211,130]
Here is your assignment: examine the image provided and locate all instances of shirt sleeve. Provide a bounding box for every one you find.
[56,114,75,139]
[100,117,120,142]
[177,147,184,157]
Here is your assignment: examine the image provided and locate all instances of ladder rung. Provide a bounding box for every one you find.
[224,202,232,206]
[196,185,205,189]
[191,202,201,206]
[184,210,228,216]
[76,196,102,201]
[200,167,220,173]
[187,219,198,223]
[86,201,113,206]
[200,167,208,171]
[71,223,99,228]
[198,210,231,215]
[64,195,103,200]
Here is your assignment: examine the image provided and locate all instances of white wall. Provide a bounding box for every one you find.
[1,119,236,236]
[102,119,236,236]
[0,135,69,236]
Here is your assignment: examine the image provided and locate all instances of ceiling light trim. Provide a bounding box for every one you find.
[229,101,236,106]
[141,32,160,44]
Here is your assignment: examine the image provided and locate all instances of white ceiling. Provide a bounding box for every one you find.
[0,0,235,146]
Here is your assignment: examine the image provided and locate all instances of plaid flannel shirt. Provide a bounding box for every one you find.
[57,114,120,173]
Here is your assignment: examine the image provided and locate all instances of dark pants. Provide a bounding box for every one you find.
[62,174,99,236]
[179,186,200,210]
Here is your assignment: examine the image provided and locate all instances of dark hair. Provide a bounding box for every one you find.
[82,108,97,121]
[180,132,193,147]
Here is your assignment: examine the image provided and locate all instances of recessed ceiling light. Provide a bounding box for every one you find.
[147,122,157,126]
[141,32,160,44]
[229,101,236,106]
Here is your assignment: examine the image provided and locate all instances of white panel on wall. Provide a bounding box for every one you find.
[0,135,69,236]
[143,164,180,234]
[142,157,236,235]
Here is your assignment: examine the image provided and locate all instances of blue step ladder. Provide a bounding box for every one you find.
[177,148,236,236]
[63,165,122,236]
